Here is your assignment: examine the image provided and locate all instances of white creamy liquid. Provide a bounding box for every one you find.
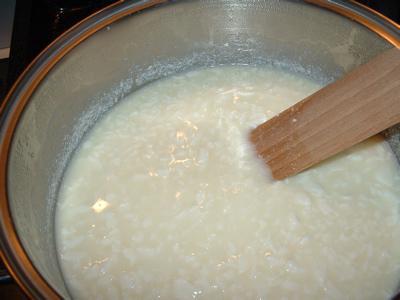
[56,66,400,300]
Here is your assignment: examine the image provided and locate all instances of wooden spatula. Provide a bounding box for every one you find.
[250,47,400,180]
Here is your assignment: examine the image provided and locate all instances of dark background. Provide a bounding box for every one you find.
[0,0,399,299]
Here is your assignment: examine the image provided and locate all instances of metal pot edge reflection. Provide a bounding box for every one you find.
[0,0,398,299]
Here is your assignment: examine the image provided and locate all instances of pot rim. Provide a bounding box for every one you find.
[0,1,398,299]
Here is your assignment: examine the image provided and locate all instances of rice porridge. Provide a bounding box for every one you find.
[56,66,400,299]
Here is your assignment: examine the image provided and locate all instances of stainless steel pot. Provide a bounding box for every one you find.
[0,0,399,298]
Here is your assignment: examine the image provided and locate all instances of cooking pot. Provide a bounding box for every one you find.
[0,0,399,298]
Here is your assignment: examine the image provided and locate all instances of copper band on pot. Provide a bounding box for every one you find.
[0,1,398,298]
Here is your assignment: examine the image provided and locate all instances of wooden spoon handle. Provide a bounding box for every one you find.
[250,48,400,180]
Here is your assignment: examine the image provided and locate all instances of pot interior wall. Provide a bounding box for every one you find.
[6,0,397,297]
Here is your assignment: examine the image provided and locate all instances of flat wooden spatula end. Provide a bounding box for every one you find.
[250,48,400,180]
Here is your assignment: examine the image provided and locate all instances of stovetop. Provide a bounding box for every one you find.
[0,0,399,298]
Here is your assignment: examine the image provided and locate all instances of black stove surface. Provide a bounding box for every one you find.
[0,0,399,299]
